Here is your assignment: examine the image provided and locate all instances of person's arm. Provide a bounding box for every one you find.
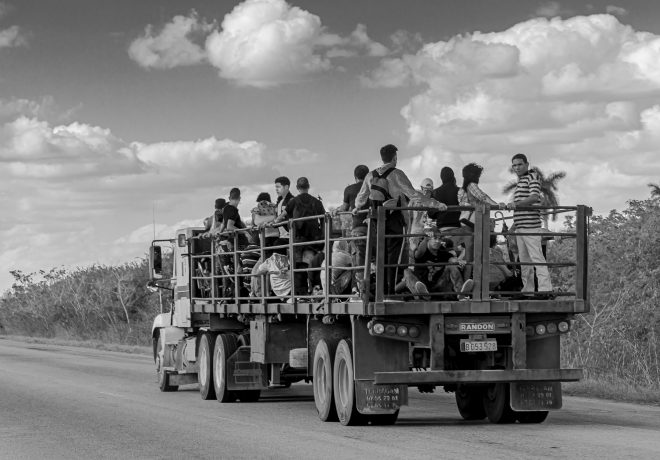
[467,183,499,206]
[354,174,371,210]
[252,260,270,276]
[414,238,428,259]
[271,203,290,225]
[392,170,447,210]
[509,174,541,208]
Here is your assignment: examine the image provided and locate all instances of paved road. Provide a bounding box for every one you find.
[1,338,659,460]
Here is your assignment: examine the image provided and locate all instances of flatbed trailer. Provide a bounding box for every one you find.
[148,204,590,425]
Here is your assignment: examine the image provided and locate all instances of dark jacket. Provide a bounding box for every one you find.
[428,183,460,228]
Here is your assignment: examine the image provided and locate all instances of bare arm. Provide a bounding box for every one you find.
[354,175,371,210]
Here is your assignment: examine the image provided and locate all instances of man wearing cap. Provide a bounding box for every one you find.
[271,177,326,295]
[201,198,226,238]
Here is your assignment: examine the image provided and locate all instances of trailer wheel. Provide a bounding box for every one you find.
[455,384,486,420]
[313,339,338,422]
[156,335,178,392]
[198,333,217,400]
[213,333,238,403]
[516,411,549,424]
[483,383,516,424]
[333,339,366,426]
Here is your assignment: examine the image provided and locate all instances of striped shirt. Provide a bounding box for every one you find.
[513,170,542,228]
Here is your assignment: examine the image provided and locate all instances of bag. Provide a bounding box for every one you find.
[369,168,395,206]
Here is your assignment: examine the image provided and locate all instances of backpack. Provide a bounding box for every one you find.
[369,168,395,207]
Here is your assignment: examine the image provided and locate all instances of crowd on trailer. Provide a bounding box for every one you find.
[196,144,556,303]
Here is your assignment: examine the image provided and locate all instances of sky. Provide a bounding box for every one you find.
[2,0,660,293]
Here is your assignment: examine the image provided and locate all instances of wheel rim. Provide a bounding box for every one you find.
[199,342,208,385]
[315,356,328,406]
[214,344,225,391]
[337,359,349,408]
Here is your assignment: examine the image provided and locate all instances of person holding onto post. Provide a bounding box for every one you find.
[505,153,553,297]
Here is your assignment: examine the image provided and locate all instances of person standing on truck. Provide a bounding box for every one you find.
[428,167,461,234]
[271,177,326,295]
[505,153,553,297]
[332,164,370,295]
[354,144,447,295]
[271,176,295,255]
[222,187,248,250]
[201,198,226,238]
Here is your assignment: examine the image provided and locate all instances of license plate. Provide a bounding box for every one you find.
[460,339,497,352]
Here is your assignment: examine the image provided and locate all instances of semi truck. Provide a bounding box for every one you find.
[148,204,590,425]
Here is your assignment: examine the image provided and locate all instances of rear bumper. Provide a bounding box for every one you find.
[374,368,583,385]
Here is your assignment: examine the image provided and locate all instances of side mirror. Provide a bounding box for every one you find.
[146,280,159,293]
[149,245,163,280]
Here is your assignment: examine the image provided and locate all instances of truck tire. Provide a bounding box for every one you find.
[483,383,516,424]
[198,333,217,400]
[213,333,238,403]
[313,339,338,422]
[516,411,549,424]
[333,339,366,426]
[455,384,486,420]
[156,335,178,392]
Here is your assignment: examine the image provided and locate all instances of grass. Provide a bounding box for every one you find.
[0,334,151,356]
[563,377,660,406]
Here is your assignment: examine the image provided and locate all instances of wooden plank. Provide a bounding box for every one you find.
[429,314,444,370]
[511,312,526,369]
[374,368,583,385]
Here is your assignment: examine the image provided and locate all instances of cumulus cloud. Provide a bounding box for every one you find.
[128,11,214,69]
[534,1,574,18]
[364,14,660,213]
[129,0,388,87]
[0,3,27,49]
[0,103,321,292]
[605,5,628,17]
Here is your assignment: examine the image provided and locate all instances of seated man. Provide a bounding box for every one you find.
[395,228,464,299]
[319,240,353,297]
[251,253,291,301]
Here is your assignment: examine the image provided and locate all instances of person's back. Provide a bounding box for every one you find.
[287,188,325,243]
[429,167,460,230]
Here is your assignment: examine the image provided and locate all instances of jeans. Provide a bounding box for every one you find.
[516,228,552,292]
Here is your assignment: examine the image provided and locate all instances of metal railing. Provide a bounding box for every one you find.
[188,204,591,307]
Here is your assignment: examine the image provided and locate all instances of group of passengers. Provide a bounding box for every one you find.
[201,143,553,302]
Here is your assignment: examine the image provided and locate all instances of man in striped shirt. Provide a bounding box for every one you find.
[506,153,553,296]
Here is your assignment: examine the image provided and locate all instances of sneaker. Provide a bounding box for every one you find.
[458,279,474,300]
[408,281,430,300]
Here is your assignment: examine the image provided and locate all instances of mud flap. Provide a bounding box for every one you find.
[355,380,408,415]
[227,346,268,391]
[510,381,562,411]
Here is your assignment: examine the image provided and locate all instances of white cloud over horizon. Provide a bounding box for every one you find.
[128,0,389,87]
[0,96,320,293]
[363,14,660,213]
